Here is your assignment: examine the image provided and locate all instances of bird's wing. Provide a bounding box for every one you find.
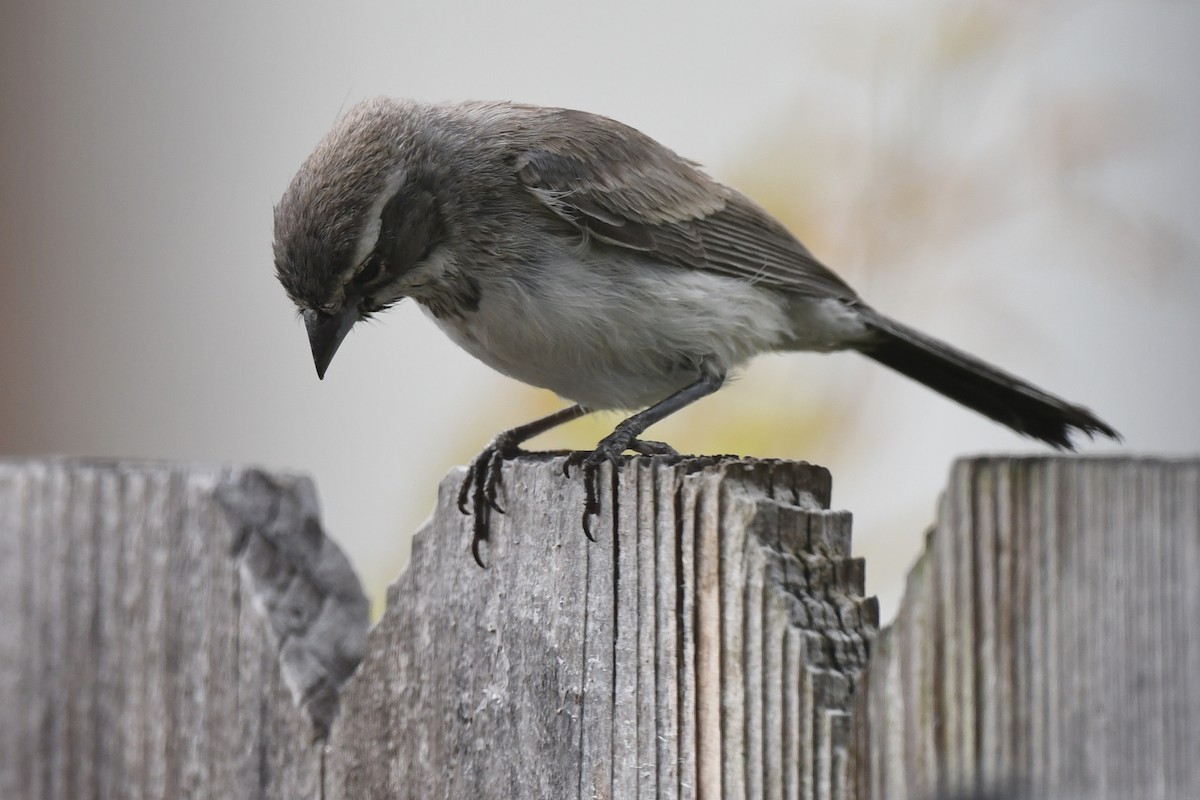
[514,108,855,299]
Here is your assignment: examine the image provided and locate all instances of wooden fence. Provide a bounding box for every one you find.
[0,455,1195,799]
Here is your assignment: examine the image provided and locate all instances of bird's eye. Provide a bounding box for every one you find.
[356,255,389,292]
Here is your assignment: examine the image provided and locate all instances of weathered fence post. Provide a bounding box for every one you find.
[324,456,876,799]
[0,460,368,799]
[851,457,1200,800]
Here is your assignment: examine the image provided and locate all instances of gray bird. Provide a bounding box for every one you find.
[273,97,1119,563]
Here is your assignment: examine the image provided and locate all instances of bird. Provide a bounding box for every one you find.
[272,97,1120,564]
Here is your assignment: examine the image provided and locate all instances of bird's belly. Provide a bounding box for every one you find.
[422,256,792,410]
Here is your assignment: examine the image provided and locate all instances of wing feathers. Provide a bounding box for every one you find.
[515,109,854,300]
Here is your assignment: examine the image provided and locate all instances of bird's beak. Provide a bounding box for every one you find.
[302,307,358,380]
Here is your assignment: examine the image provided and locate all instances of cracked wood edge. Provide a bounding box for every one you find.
[0,459,369,800]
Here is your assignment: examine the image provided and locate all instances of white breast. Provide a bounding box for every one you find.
[421,251,793,411]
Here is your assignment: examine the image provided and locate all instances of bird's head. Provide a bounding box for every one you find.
[273,98,446,379]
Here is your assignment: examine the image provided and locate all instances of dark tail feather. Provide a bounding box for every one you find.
[857,308,1120,450]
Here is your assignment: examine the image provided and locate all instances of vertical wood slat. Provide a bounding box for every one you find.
[850,457,1200,800]
[656,463,684,797]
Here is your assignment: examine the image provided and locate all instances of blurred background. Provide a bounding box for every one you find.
[2,0,1197,621]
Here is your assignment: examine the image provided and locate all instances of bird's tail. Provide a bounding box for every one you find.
[855,307,1119,449]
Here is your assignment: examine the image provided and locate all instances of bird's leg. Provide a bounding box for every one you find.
[567,364,726,539]
[459,404,588,567]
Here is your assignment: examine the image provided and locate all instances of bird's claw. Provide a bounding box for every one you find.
[457,439,509,515]
[564,434,673,540]
[458,433,522,568]
[463,428,679,561]
[575,448,615,542]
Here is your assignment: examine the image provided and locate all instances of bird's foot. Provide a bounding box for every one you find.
[458,431,526,568]
[563,434,678,540]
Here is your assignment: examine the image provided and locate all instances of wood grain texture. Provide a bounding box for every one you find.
[0,455,878,799]
[0,459,369,800]
[850,457,1200,800]
[9,454,1192,799]
[325,455,879,799]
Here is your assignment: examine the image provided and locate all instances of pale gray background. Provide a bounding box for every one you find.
[3,0,1197,618]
